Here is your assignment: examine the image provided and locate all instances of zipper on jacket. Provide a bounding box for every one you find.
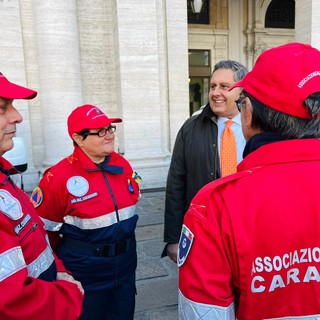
[102,172,120,222]
[21,222,38,242]
[212,117,219,180]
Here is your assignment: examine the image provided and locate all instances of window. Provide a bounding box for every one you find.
[188,50,211,115]
[265,0,295,29]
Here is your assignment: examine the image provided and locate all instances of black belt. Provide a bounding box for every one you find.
[61,235,136,257]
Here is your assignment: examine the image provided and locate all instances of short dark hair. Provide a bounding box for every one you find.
[72,128,90,146]
[77,129,90,139]
[246,91,320,139]
[212,60,248,82]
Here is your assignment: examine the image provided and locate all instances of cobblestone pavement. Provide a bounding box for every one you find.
[134,191,178,319]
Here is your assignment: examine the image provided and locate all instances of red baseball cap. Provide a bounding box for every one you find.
[0,72,37,100]
[230,42,320,118]
[67,104,122,137]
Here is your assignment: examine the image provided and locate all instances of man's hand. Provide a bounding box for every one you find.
[57,272,84,295]
[167,243,179,263]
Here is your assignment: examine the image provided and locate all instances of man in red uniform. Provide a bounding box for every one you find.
[0,72,84,319]
[32,104,141,319]
[178,42,320,319]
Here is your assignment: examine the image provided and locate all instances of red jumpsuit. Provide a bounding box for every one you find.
[0,157,83,320]
[32,146,140,319]
[179,139,320,320]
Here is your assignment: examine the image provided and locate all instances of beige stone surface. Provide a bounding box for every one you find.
[0,0,315,191]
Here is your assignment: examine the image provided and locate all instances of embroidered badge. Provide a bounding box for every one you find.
[0,190,23,220]
[132,172,142,184]
[14,214,31,235]
[66,176,89,197]
[30,187,43,208]
[70,192,98,204]
[128,172,142,193]
[177,225,194,267]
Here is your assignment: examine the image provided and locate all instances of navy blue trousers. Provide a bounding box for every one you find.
[79,274,136,320]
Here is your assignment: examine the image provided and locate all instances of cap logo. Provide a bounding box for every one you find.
[86,107,105,120]
[298,71,320,88]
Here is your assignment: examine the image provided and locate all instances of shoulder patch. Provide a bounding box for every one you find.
[30,187,43,208]
[0,190,23,220]
[177,225,194,267]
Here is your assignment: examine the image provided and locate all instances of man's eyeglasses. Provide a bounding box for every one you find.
[87,125,116,137]
[235,95,247,112]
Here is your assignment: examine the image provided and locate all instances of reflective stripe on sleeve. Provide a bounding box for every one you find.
[27,241,55,278]
[63,205,137,230]
[41,217,63,232]
[0,247,26,282]
[179,290,320,319]
[178,290,235,320]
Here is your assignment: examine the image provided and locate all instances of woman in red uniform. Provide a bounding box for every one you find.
[32,104,141,320]
[0,72,83,319]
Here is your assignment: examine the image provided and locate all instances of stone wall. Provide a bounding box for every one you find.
[1,0,318,191]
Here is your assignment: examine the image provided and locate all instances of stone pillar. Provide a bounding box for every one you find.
[165,0,190,148]
[113,0,165,158]
[112,0,189,189]
[77,0,122,152]
[295,0,320,49]
[229,0,245,63]
[0,0,38,191]
[18,0,42,190]
[33,0,83,167]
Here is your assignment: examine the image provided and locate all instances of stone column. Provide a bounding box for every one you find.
[77,0,122,152]
[0,0,38,191]
[33,0,83,167]
[165,0,190,148]
[113,0,165,158]
[229,0,245,63]
[112,0,189,189]
[295,0,320,49]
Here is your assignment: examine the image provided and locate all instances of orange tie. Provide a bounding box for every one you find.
[220,120,237,177]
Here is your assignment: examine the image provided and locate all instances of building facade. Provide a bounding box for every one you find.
[0,0,319,191]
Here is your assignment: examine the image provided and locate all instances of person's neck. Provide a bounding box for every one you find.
[243,132,287,158]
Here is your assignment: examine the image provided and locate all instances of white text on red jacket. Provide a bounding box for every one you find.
[251,247,320,292]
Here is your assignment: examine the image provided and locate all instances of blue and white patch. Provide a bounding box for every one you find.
[71,192,99,204]
[177,225,194,267]
[14,214,31,235]
[0,190,23,220]
[66,176,89,197]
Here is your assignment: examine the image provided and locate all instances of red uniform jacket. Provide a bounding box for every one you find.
[179,139,320,320]
[0,157,83,320]
[33,146,140,292]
